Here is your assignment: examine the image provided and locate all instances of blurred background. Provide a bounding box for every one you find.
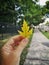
[0,0,49,47]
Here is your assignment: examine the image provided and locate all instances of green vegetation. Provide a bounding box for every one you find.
[0,39,8,48]
[42,1,49,15]
[0,0,49,27]
[0,0,49,26]
[42,31,49,39]
[45,21,49,26]
[0,0,44,26]
[20,33,33,65]
[0,33,17,49]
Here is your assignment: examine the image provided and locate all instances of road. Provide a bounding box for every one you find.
[24,29,49,65]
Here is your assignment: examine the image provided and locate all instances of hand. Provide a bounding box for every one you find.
[1,35,28,65]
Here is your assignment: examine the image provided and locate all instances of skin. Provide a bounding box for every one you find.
[1,35,28,65]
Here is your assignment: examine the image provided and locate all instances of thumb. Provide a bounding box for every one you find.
[14,38,29,56]
[20,38,29,47]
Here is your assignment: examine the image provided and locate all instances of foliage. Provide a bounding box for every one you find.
[46,1,49,9]
[42,31,49,39]
[45,21,49,26]
[42,1,49,14]
[0,0,16,23]
[0,0,44,25]
[18,20,33,38]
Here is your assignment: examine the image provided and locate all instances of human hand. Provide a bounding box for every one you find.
[1,35,28,65]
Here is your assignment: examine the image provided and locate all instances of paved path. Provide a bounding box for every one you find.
[24,29,49,65]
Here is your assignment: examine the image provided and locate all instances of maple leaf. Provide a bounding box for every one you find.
[18,20,33,38]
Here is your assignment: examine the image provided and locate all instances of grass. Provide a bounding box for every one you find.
[0,36,12,49]
[42,31,49,39]
[0,33,17,49]
[19,34,33,65]
[0,39,8,49]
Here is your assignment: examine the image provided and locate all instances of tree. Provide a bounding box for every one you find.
[0,0,43,26]
[46,1,49,9]
[0,0,16,24]
[42,1,49,15]
[17,0,43,25]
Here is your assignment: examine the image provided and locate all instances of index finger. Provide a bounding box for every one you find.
[1,35,25,55]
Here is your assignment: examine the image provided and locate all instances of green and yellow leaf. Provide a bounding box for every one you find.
[18,20,33,38]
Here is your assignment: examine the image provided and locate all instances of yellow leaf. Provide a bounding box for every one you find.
[29,29,33,35]
[18,20,33,38]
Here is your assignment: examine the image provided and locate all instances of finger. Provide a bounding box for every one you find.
[12,35,25,42]
[14,38,29,56]
[12,35,25,47]
[2,35,22,50]
[1,35,25,56]
[19,38,29,48]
